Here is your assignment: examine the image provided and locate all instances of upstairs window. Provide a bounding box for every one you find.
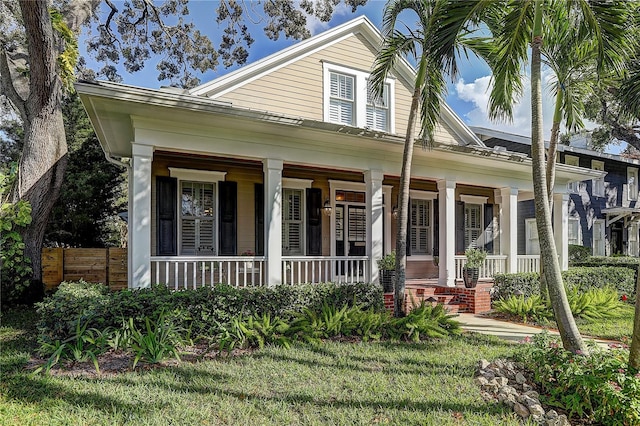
[628,167,638,201]
[366,83,389,131]
[329,72,354,125]
[593,219,605,256]
[565,155,580,193]
[591,160,605,197]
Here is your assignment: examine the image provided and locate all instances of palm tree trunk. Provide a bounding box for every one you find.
[630,269,640,369]
[394,78,421,317]
[531,2,586,354]
[540,88,564,301]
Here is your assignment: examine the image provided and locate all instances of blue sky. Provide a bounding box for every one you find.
[80,0,622,153]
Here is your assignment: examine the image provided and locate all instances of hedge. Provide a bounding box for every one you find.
[493,266,636,301]
[36,280,384,343]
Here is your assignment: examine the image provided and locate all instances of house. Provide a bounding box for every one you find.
[474,126,640,257]
[76,17,599,291]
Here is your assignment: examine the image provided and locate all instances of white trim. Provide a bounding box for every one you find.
[282,178,313,190]
[329,180,367,258]
[410,190,438,200]
[169,168,226,182]
[459,194,488,204]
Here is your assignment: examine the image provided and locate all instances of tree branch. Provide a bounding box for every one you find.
[0,49,28,122]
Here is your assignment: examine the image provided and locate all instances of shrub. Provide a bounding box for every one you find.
[493,267,636,301]
[563,267,636,299]
[37,281,384,343]
[566,287,622,321]
[568,244,592,265]
[127,312,185,368]
[492,273,540,301]
[517,332,640,425]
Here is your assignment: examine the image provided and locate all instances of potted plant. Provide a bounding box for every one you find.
[377,251,396,293]
[462,247,486,288]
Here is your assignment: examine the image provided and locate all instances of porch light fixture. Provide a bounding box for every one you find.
[392,205,398,219]
[323,199,332,216]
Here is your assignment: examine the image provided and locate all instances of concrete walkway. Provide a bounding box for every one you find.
[457,313,613,347]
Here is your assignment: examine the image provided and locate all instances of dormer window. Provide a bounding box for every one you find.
[323,62,395,133]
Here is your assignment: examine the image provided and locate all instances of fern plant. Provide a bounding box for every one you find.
[127,312,184,368]
[566,287,622,321]
[387,303,461,341]
[493,294,550,323]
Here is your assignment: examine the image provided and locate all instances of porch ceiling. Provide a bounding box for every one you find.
[602,207,640,226]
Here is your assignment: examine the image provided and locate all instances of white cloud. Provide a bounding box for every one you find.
[454,70,557,139]
[306,3,352,35]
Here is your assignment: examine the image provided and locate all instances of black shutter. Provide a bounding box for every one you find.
[218,181,237,255]
[484,203,494,254]
[433,199,439,256]
[255,183,264,256]
[406,198,412,256]
[306,188,322,255]
[156,176,177,255]
[455,201,465,254]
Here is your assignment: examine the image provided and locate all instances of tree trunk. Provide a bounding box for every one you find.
[14,1,69,282]
[394,70,422,317]
[530,2,586,354]
[629,268,640,369]
[540,89,564,301]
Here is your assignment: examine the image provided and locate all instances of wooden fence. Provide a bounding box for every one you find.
[42,248,127,291]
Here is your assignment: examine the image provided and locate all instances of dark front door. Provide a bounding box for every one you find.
[611,223,623,255]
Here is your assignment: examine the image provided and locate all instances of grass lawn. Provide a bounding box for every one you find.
[574,303,635,342]
[0,307,524,425]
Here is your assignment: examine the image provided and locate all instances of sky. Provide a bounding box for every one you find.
[79,0,623,154]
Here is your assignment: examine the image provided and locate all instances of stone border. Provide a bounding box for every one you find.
[476,358,571,425]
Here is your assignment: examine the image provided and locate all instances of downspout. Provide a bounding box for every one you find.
[104,152,130,168]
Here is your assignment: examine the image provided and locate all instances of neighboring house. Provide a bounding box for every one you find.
[475,127,640,258]
[76,17,597,290]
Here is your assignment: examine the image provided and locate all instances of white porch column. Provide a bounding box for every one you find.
[553,192,570,270]
[129,143,153,289]
[263,159,283,286]
[499,187,519,273]
[438,180,456,286]
[365,169,384,284]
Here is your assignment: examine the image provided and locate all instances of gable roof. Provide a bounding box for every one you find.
[190,16,484,147]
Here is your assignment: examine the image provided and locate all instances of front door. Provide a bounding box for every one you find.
[611,222,623,255]
[334,190,366,277]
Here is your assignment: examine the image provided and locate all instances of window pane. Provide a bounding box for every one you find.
[181,181,216,256]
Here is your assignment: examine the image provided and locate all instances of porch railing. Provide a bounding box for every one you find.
[282,256,369,285]
[150,256,266,290]
[454,255,507,281]
[516,255,540,273]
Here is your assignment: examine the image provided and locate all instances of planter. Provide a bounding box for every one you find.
[462,267,479,288]
[379,269,395,293]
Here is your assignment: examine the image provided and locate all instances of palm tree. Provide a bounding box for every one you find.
[369,0,483,316]
[479,0,632,353]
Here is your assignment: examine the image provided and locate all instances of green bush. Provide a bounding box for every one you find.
[492,272,540,300]
[568,244,592,265]
[493,267,636,301]
[517,332,640,425]
[37,281,384,343]
[562,267,636,298]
